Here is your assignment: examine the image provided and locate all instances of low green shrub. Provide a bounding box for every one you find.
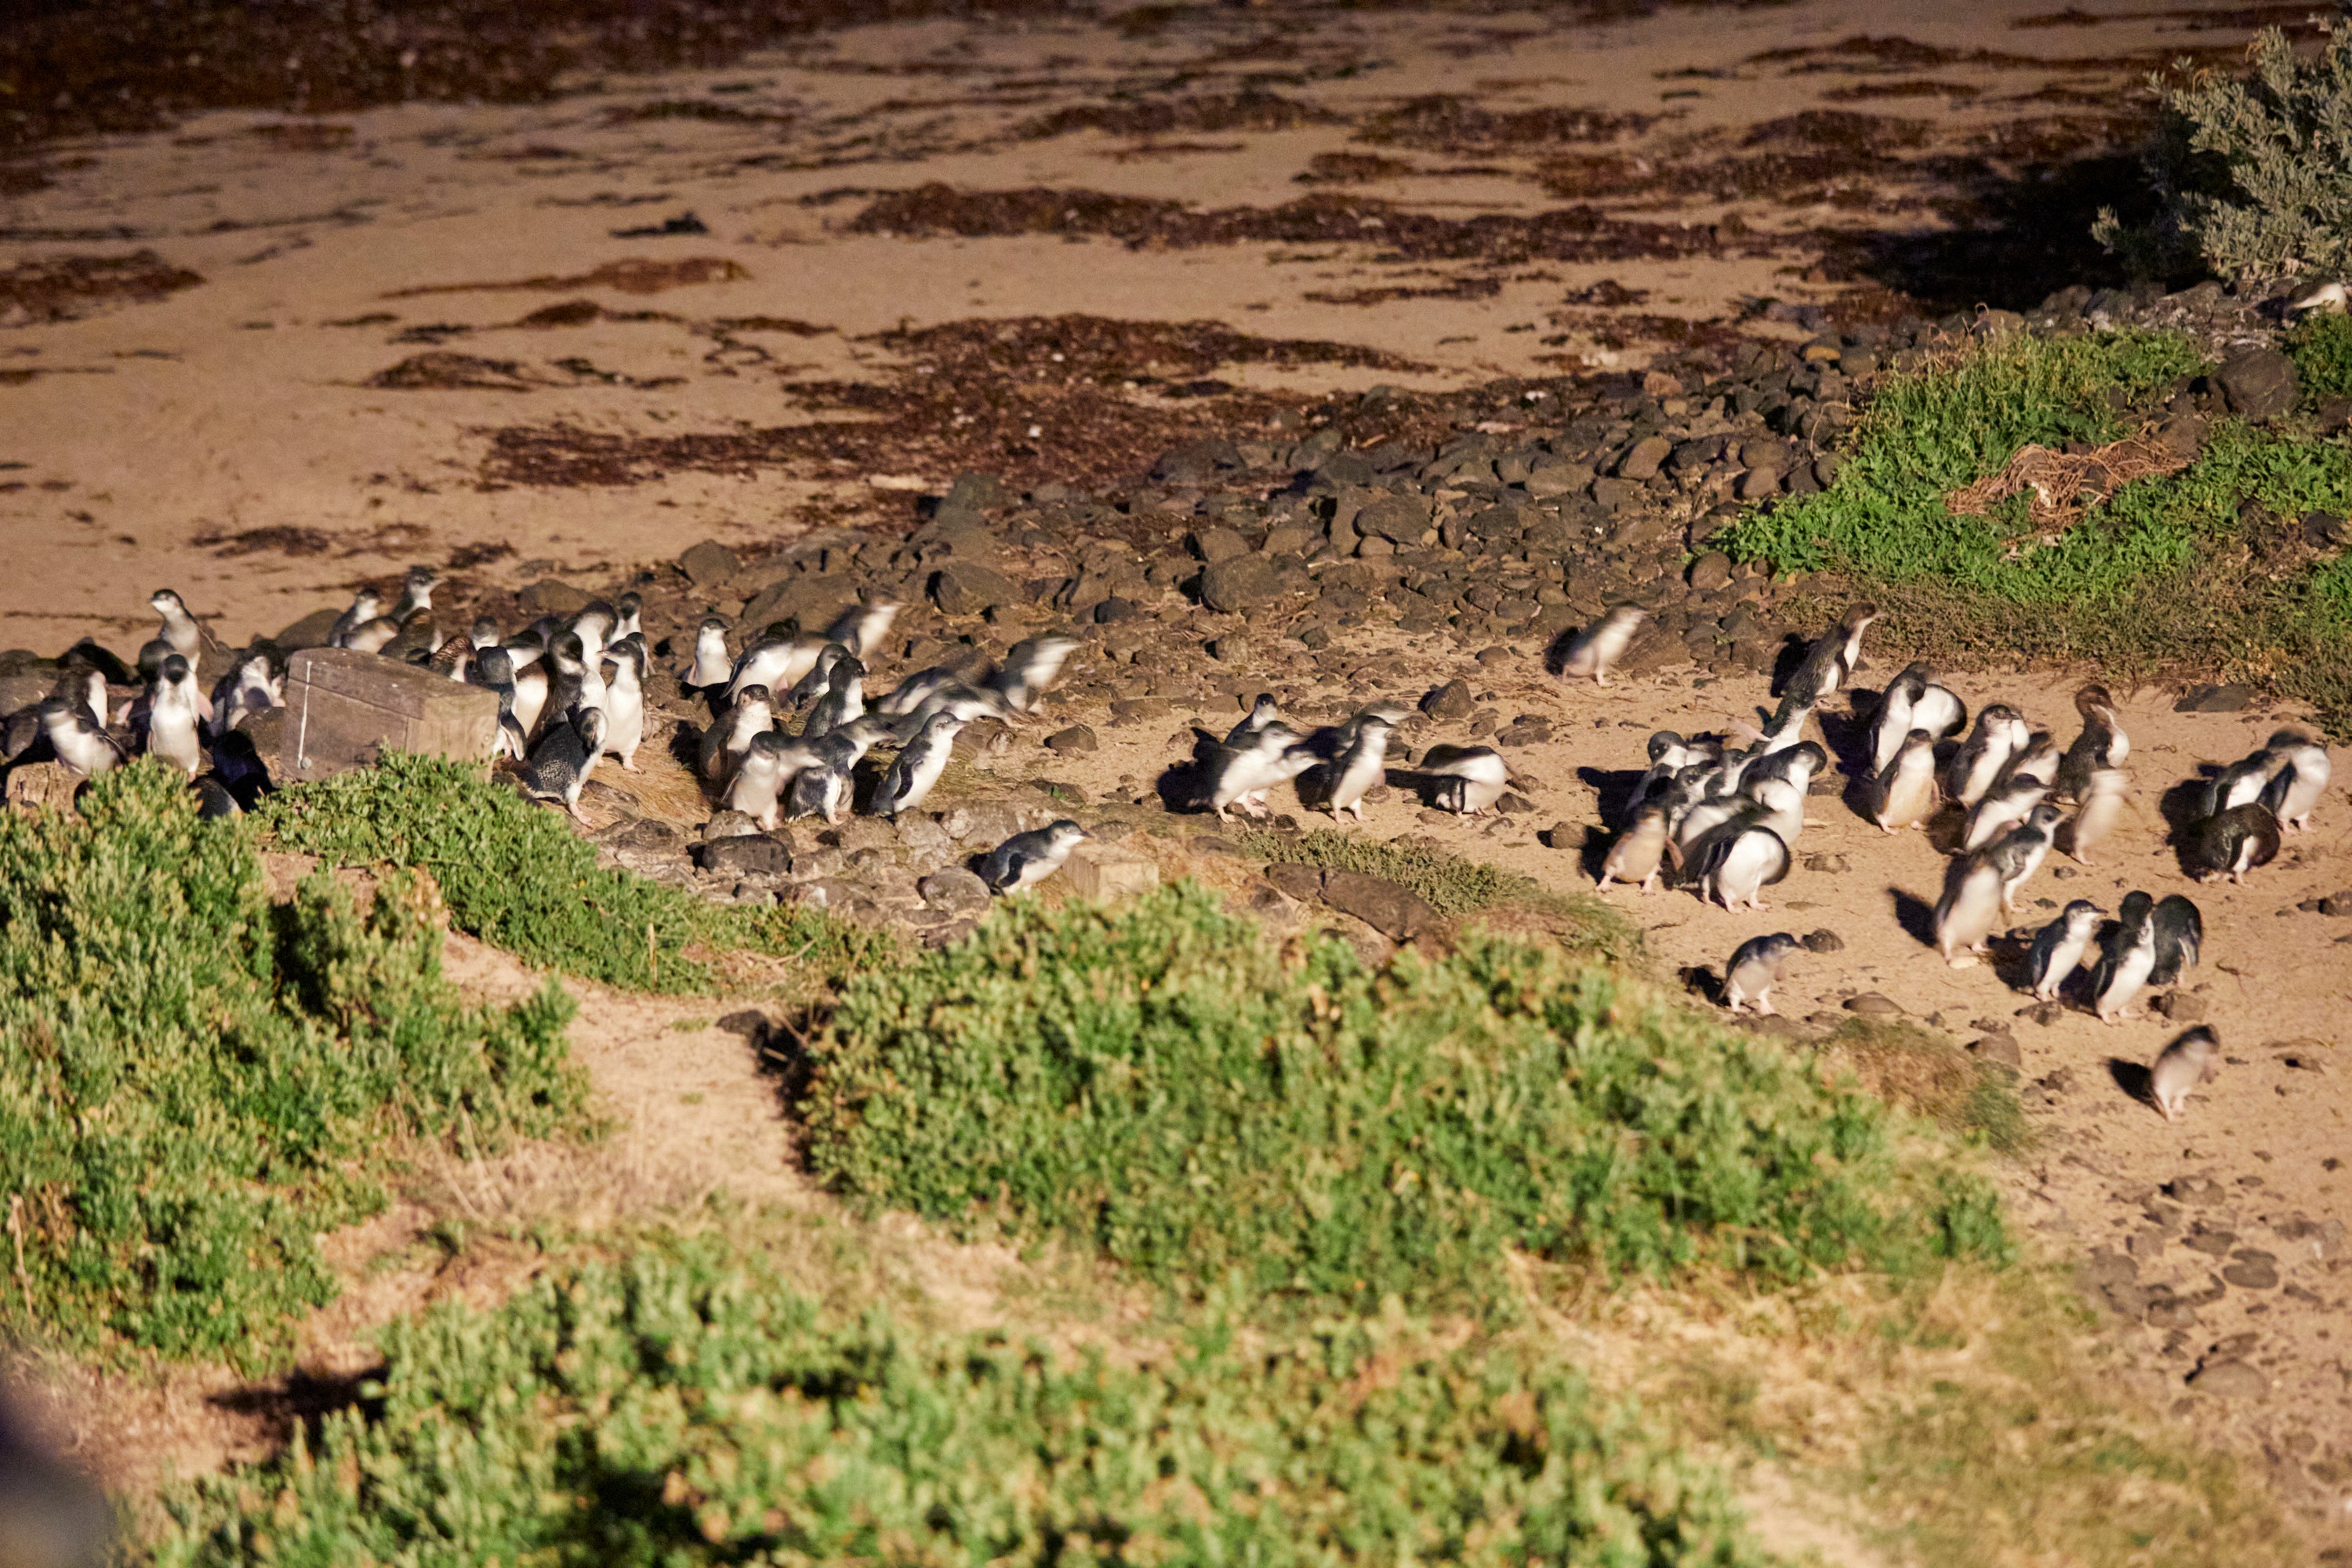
[1238,827,1635,949]
[259,753,886,993]
[0,764,588,1366]
[2096,23,2352,282]
[801,887,2007,1310]
[2289,309,2352,404]
[155,1237,1770,1567]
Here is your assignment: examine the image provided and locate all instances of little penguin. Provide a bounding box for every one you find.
[2149,1026,2220,1122]
[343,613,402,656]
[1421,745,1513,815]
[727,627,827,702]
[469,618,503,651]
[209,651,281,738]
[1783,601,1878,706]
[612,591,643,642]
[1964,774,2048,853]
[872,711,968,818]
[523,706,606,822]
[681,617,734,689]
[786,733,861,826]
[784,643,849,710]
[804,655,866,739]
[725,730,804,832]
[1552,604,1646,686]
[142,654,206,775]
[1933,848,2005,967]
[148,588,211,673]
[1723,931,1800,1015]
[1745,775,1806,849]
[2150,893,2204,985]
[879,661,975,720]
[2092,895,2157,1023]
[1869,662,1965,774]
[985,633,1081,714]
[2188,802,2280,885]
[2027,900,2104,1001]
[37,697,126,778]
[1205,722,1313,822]
[980,820,1088,896]
[1742,739,1828,797]
[1226,694,1282,746]
[600,633,648,771]
[699,685,775,784]
[328,590,383,650]
[1985,802,2065,914]
[2259,728,2329,832]
[1868,729,1940,833]
[1944,703,2027,808]
[1598,798,1670,893]
[2064,765,2130,866]
[390,565,438,622]
[2200,747,2279,819]
[1697,822,1789,912]
[2053,682,2127,802]
[468,645,530,760]
[1321,707,1400,820]
[825,600,901,661]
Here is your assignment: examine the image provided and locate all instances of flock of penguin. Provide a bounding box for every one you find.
[1552,600,2333,1124]
[14,574,2336,1115]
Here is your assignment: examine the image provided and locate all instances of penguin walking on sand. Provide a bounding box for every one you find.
[1203,723,1312,822]
[2200,746,2279,819]
[681,617,734,690]
[1599,797,1671,893]
[1985,802,2064,915]
[700,685,775,786]
[1422,744,1515,816]
[1963,773,2048,852]
[727,627,827,703]
[2092,893,2158,1023]
[37,697,126,778]
[786,732,862,826]
[1723,932,1800,1015]
[981,820,1089,896]
[600,634,648,771]
[1933,848,2005,967]
[2150,1026,2221,1121]
[1868,729,1940,833]
[2064,766,2130,865]
[1944,703,2027,808]
[824,600,901,662]
[2151,893,2204,985]
[2259,729,2329,832]
[1868,662,1965,774]
[1697,822,1788,911]
[985,633,1081,715]
[1552,604,1646,686]
[1226,694,1282,746]
[1782,601,1878,706]
[2027,900,2104,1001]
[141,654,207,775]
[725,731,810,832]
[2188,802,2281,885]
[873,711,967,819]
[523,707,606,823]
[1319,707,1400,820]
[2053,683,2129,802]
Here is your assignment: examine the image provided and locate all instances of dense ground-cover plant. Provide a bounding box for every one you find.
[800,887,2007,1310]
[0,764,588,1365]
[260,752,884,993]
[154,1236,1770,1567]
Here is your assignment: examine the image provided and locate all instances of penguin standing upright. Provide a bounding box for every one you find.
[804,655,866,739]
[980,820,1089,896]
[1203,723,1312,822]
[985,634,1081,713]
[141,654,206,776]
[1944,703,2027,808]
[1985,801,2065,914]
[725,730,810,831]
[872,711,969,818]
[522,707,606,822]
[1321,708,1400,820]
[2149,1027,2220,1121]
[700,685,775,785]
[1782,601,1878,706]
[2065,766,2130,865]
[1868,729,1940,833]
[1697,822,1789,912]
[2092,893,2158,1023]
[328,590,383,650]
[825,600,901,662]
[1599,798,1670,893]
[37,697,126,778]
[2260,729,2330,832]
[1933,848,2005,967]
[681,617,734,690]
[2027,900,2104,1001]
[468,646,530,760]
[1722,931,1800,1015]
[2053,682,2128,802]
[600,634,648,771]
[2150,894,2204,985]
[1421,745,1513,816]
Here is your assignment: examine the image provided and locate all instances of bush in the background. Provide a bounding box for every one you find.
[2096,24,2352,281]
[156,1238,1773,1567]
[0,764,587,1365]
[801,886,2007,1310]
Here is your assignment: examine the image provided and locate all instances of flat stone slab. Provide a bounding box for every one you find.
[281,647,498,782]
[1066,842,1159,902]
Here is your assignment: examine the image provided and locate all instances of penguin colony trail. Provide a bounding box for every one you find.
[5,0,2352,1556]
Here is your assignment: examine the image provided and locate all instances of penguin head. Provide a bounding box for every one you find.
[475,646,517,684]
[572,706,608,750]
[158,653,192,688]
[469,618,501,649]
[150,588,187,616]
[1044,819,1088,849]
[2062,898,2105,930]
[2024,802,2065,833]
[1646,729,1685,764]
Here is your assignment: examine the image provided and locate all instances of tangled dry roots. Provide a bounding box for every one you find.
[1945,430,2194,553]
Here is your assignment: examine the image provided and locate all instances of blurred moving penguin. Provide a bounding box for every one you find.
[1723,932,1800,1015]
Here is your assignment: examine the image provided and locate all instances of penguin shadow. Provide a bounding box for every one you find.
[1766,634,1810,697]
[1888,887,1937,949]
[665,721,706,773]
[849,753,894,815]
[1153,728,1222,814]
[1923,802,1973,856]
[2105,1057,2158,1112]
[1679,963,1726,1008]
[1383,766,1456,811]
[2157,775,2216,877]
[1815,702,1875,779]
[1572,823,1615,881]
[724,1007,816,1103]
[1577,764,1648,827]
[1294,761,1341,814]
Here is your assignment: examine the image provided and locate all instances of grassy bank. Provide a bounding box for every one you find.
[0,764,590,1367]
[1719,327,2352,731]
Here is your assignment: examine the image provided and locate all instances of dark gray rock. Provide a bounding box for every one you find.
[696,834,793,878]
[1843,992,1903,1017]
[275,606,343,652]
[679,539,739,586]
[2221,1250,2279,1290]
[1189,524,1250,563]
[1355,494,1432,544]
[917,866,991,915]
[1045,724,1098,754]
[2216,347,2297,421]
[1968,1032,2024,1071]
[520,579,594,616]
[1686,550,1733,593]
[2186,1359,2267,1398]
[1421,679,1475,720]
[1800,928,1844,953]
[2152,989,2206,1022]
[1319,869,1439,941]
[742,572,856,631]
[1617,435,1671,481]
[1199,555,1282,613]
[2174,683,2256,713]
[931,561,1021,616]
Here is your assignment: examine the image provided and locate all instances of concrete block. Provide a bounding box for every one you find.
[5,760,81,815]
[1066,842,1159,903]
[281,648,498,782]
